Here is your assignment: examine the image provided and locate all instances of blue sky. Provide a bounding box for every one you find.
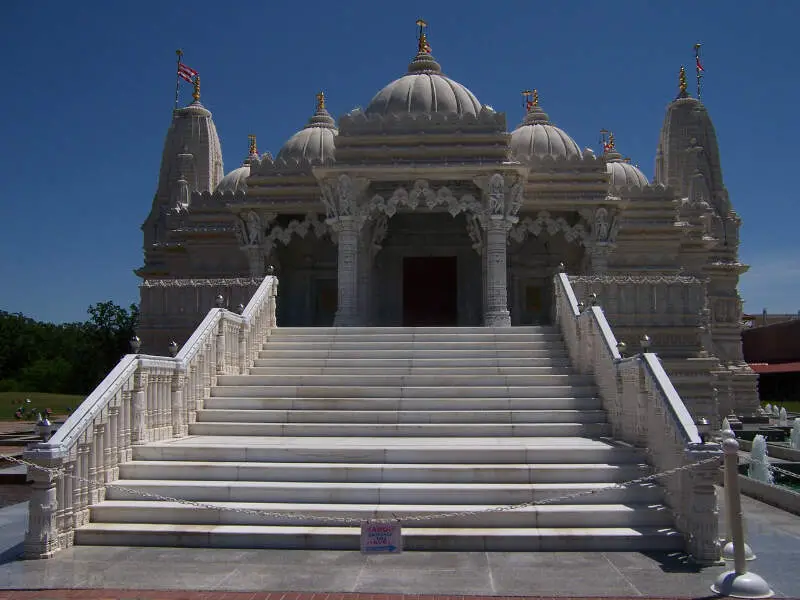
[0,1,797,323]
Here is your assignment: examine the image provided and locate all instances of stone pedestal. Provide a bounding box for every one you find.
[483,217,512,327]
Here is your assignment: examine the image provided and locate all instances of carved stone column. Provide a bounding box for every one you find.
[475,173,523,328]
[332,217,361,326]
[483,217,512,327]
[321,174,369,327]
[23,453,63,559]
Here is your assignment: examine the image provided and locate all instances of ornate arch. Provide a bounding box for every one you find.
[367,180,481,218]
[509,211,589,246]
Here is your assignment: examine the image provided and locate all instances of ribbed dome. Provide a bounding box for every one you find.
[606,152,649,190]
[216,164,250,194]
[277,99,337,165]
[510,104,581,162]
[365,51,482,117]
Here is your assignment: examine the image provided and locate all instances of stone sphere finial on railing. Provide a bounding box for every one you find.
[577,301,585,313]
[266,265,275,276]
[589,292,598,306]
[557,262,565,273]
[237,303,246,314]
[215,294,225,308]
[640,333,651,352]
[130,336,141,353]
[167,340,179,357]
[616,341,627,357]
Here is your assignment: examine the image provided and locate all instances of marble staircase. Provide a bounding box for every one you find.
[76,326,683,551]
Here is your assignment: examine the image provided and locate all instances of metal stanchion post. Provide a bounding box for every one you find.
[711,437,773,598]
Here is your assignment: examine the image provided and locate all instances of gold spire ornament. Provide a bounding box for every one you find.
[316,91,326,111]
[248,134,257,156]
[678,66,688,98]
[600,129,615,154]
[192,75,201,102]
[416,19,431,54]
[522,89,538,112]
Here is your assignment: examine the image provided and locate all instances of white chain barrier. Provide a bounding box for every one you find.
[1,453,722,526]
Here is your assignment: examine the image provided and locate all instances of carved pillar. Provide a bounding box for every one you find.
[23,454,63,559]
[683,445,723,564]
[171,369,187,437]
[332,217,362,326]
[483,217,512,327]
[475,173,522,328]
[245,247,264,277]
[131,371,148,445]
[321,174,369,327]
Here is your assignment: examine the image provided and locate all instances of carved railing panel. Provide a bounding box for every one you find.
[22,275,279,559]
[553,271,722,564]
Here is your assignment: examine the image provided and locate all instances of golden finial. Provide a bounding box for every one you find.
[248,134,257,156]
[316,91,326,111]
[192,75,200,102]
[416,19,431,54]
[678,65,688,98]
[600,129,616,154]
[522,89,538,112]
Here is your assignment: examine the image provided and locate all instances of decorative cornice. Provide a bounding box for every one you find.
[141,278,263,288]
[339,107,507,135]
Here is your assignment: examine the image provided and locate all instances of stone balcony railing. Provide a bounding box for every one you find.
[22,276,279,558]
[554,269,722,564]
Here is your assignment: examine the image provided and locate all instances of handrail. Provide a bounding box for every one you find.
[642,352,702,445]
[553,270,720,564]
[23,274,278,559]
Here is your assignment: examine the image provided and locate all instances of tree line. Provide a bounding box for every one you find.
[0,302,139,396]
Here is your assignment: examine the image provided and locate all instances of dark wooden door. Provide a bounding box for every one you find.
[402,257,458,326]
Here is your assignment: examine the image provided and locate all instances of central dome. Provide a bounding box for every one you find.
[365,51,482,117]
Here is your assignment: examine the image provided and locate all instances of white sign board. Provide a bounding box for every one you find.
[360,520,402,554]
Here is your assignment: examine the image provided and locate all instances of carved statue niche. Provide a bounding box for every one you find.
[591,207,619,244]
[236,210,262,247]
[507,179,523,218]
[336,174,354,217]
[488,173,505,215]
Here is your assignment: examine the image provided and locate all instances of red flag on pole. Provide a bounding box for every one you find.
[178,63,198,83]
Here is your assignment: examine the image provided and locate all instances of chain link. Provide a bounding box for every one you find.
[1,452,722,526]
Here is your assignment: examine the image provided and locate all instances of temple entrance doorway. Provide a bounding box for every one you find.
[402,256,458,326]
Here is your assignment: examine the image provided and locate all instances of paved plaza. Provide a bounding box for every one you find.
[0,493,798,598]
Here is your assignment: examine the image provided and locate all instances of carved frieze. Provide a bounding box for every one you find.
[509,211,588,245]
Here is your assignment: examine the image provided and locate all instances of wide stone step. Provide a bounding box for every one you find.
[187,421,613,437]
[266,332,564,342]
[203,396,604,411]
[271,326,557,336]
[134,437,645,465]
[252,357,572,368]
[196,409,608,424]
[258,349,568,359]
[210,385,598,399]
[89,501,672,528]
[74,523,684,552]
[218,374,591,387]
[262,341,560,351]
[118,460,649,484]
[104,479,664,505]
[248,366,576,376]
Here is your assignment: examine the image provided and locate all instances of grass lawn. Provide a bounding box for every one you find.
[761,400,800,415]
[0,392,86,421]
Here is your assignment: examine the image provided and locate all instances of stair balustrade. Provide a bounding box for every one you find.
[554,270,722,564]
[21,275,279,558]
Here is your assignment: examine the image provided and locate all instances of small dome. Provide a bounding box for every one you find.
[510,103,581,162]
[365,51,482,117]
[277,95,337,165]
[216,164,250,194]
[606,157,649,189]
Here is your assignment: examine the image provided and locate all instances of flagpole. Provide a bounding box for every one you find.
[694,43,703,101]
[174,49,183,110]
